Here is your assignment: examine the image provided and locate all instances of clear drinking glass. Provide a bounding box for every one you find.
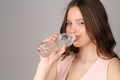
[38,33,75,57]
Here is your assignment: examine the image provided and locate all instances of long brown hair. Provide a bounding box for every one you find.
[60,0,119,59]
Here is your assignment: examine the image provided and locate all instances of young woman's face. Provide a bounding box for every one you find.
[66,7,92,47]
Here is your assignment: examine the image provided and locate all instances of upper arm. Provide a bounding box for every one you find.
[107,58,120,80]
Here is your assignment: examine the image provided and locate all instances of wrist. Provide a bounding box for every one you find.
[39,60,52,68]
[40,57,55,65]
[34,60,51,80]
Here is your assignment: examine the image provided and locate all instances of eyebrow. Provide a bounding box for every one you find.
[67,19,84,21]
[75,19,84,21]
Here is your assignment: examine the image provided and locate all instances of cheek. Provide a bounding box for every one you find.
[80,27,91,43]
[79,25,88,34]
[66,27,71,33]
[82,28,90,40]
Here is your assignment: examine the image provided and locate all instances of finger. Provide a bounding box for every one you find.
[42,34,58,42]
[57,44,66,56]
[49,34,59,41]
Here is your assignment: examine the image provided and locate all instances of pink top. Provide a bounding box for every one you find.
[57,53,116,80]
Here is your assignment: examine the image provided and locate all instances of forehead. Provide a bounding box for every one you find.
[67,7,83,20]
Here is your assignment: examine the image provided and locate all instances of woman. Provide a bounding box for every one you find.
[34,0,120,80]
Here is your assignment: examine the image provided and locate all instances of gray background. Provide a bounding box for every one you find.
[0,0,119,80]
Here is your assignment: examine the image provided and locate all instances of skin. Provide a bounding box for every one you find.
[33,7,120,80]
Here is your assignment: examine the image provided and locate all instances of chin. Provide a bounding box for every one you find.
[73,43,81,47]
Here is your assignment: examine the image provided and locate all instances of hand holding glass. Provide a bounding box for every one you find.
[38,33,75,57]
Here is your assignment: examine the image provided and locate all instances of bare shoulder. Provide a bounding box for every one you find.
[108,58,120,80]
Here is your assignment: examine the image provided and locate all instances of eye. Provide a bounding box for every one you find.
[66,21,72,26]
[77,21,85,25]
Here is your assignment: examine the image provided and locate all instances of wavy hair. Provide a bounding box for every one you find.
[60,0,119,59]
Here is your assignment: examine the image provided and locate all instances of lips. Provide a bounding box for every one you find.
[74,35,80,41]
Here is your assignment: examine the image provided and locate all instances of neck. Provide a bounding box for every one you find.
[76,43,99,61]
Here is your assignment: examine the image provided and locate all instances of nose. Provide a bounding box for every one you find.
[69,26,76,34]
